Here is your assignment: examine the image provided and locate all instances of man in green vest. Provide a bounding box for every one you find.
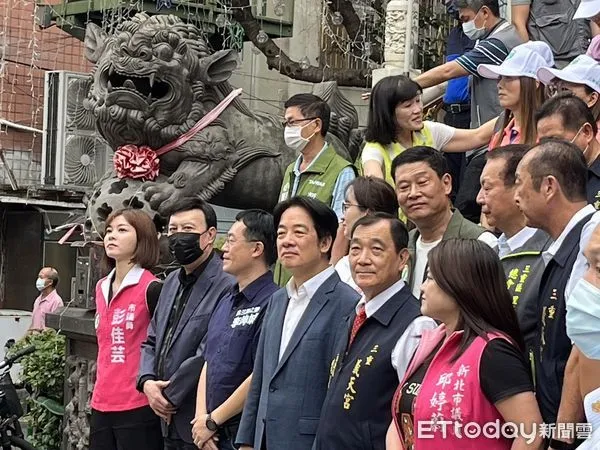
[391,146,497,298]
[275,94,356,285]
[476,144,550,356]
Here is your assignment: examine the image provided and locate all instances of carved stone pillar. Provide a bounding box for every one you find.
[47,308,97,450]
[372,0,420,86]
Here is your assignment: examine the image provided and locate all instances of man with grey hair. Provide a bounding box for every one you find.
[30,267,63,331]
[514,139,600,449]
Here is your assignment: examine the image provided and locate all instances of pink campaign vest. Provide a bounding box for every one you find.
[393,326,513,450]
[90,266,157,412]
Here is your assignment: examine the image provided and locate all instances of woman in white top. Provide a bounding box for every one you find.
[335,176,399,292]
[362,75,497,186]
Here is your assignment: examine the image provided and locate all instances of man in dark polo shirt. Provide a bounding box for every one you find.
[191,210,278,450]
[535,93,600,210]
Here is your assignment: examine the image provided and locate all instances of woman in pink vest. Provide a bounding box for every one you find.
[386,239,544,450]
[90,208,163,450]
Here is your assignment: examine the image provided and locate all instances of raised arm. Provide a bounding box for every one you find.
[442,117,497,153]
[414,61,469,89]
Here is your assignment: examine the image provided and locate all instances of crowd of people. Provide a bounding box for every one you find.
[82,0,600,448]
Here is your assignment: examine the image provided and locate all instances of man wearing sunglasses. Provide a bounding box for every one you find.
[275,93,357,286]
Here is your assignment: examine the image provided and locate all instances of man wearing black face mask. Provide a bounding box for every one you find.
[138,198,235,450]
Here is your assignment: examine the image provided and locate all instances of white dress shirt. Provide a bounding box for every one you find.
[356,278,437,381]
[497,226,538,258]
[279,266,336,360]
[334,256,361,293]
[542,204,600,299]
[411,231,497,298]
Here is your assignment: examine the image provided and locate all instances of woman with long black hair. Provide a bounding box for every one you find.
[387,239,543,450]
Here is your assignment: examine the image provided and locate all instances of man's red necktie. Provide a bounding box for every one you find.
[348,304,367,347]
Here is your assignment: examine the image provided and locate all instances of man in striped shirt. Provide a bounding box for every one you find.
[415,0,522,130]
[414,0,523,223]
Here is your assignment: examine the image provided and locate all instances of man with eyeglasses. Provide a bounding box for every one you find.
[535,92,600,209]
[191,210,278,450]
[276,93,357,285]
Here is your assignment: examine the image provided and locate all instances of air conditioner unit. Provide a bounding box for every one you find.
[42,71,113,189]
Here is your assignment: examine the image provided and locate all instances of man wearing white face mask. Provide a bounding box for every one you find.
[29,267,63,331]
[415,0,522,131]
[535,93,600,209]
[566,224,600,441]
[279,94,356,216]
[413,0,522,224]
[276,94,357,285]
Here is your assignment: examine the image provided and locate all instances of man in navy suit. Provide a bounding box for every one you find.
[236,197,360,450]
[138,198,235,449]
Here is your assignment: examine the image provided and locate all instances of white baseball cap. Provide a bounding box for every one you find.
[574,0,600,19]
[537,54,600,93]
[477,41,555,80]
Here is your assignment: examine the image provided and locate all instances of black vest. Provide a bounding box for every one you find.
[534,213,594,424]
[314,285,420,450]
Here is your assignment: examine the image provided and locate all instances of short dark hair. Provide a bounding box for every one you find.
[345,176,399,215]
[428,239,524,361]
[235,209,277,266]
[351,213,409,253]
[45,268,59,288]
[535,92,599,136]
[527,138,588,202]
[103,208,160,270]
[485,144,531,187]
[284,94,330,136]
[167,197,217,229]
[273,196,339,259]
[365,75,422,146]
[391,146,449,183]
[456,0,500,17]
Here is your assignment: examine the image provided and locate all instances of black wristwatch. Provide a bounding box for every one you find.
[205,414,218,432]
[549,438,576,450]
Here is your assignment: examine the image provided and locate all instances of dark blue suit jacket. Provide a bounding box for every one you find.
[138,254,235,442]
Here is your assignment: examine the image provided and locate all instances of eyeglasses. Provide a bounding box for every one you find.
[281,117,318,127]
[342,202,364,213]
[223,237,260,247]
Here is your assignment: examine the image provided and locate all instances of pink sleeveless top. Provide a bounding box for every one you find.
[393,326,513,450]
[91,266,157,412]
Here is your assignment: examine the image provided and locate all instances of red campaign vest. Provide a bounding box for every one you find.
[393,326,513,450]
[91,266,157,412]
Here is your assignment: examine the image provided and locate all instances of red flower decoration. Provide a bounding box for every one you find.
[113,144,160,181]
